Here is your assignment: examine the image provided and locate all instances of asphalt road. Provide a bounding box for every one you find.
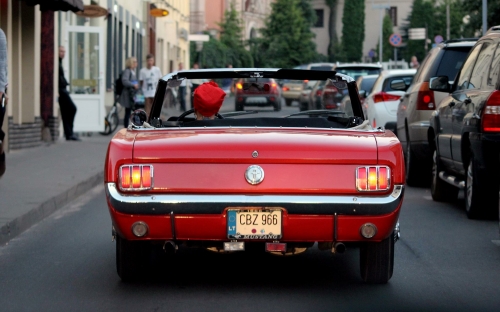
[1,104,499,311]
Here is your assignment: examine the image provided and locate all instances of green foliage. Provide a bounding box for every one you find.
[325,0,339,61]
[375,14,395,62]
[402,0,436,62]
[462,0,500,37]
[191,3,253,68]
[258,0,320,68]
[434,0,466,40]
[340,0,365,62]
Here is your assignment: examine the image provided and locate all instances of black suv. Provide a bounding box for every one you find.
[428,26,500,219]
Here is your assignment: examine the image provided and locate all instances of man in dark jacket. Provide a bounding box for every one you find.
[58,46,79,141]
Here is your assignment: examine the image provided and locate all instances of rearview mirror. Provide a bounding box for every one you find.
[390,79,408,91]
[429,76,450,92]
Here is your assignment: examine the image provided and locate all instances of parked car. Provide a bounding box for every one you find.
[395,38,478,186]
[365,69,416,132]
[334,63,383,81]
[428,27,500,219]
[341,74,379,119]
[357,74,379,115]
[298,80,319,111]
[281,63,335,106]
[234,77,282,111]
[105,68,405,284]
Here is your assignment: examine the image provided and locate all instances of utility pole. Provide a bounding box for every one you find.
[446,4,450,40]
[482,0,488,35]
[372,2,391,63]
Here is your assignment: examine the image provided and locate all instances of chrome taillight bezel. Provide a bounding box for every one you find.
[356,166,391,192]
[119,164,154,191]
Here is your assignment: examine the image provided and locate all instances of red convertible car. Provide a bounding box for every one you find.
[104,69,405,284]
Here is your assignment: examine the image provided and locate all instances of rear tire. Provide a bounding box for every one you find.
[431,150,459,202]
[405,141,429,186]
[274,99,282,111]
[360,233,395,284]
[116,235,148,282]
[285,99,293,106]
[465,153,497,219]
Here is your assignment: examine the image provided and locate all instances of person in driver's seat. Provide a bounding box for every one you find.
[193,81,226,120]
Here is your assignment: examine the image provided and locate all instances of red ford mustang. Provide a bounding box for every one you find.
[104,69,405,284]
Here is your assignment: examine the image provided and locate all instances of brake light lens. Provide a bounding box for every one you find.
[482,90,500,132]
[236,83,243,90]
[282,86,290,91]
[356,166,391,191]
[416,82,435,110]
[373,92,401,103]
[119,165,154,191]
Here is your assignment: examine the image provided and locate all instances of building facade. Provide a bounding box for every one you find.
[0,0,189,153]
[189,0,273,40]
[311,0,412,61]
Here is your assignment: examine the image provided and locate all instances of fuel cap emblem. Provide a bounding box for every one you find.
[245,165,264,185]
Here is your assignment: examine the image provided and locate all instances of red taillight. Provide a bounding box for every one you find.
[373,92,401,103]
[316,89,323,97]
[482,90,500,132]
[121,166,131,188]
[271,83,277,88]
[119,165,154,191]
[236,83,243,90]
[416,82,435,110]
[356,166,391,191]
[282,86,290,91]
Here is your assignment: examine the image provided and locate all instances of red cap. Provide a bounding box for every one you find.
[193,81,226,117]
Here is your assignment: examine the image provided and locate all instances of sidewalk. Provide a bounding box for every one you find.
[0,106,185,246]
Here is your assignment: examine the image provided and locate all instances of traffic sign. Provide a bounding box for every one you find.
[389,33,402,47]
[408,28,426,40]
[434,35,444,44]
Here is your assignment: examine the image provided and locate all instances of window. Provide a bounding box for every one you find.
[314,9,324,28]
[469,42,495,89]
[435,47,472,82]
[106,12,113,89]
[488,43,500,86]
[456,44,482,91]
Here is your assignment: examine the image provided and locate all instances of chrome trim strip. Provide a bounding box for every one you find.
[106,183,404,216]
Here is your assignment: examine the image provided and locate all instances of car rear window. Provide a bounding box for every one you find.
[335,67,382,80]
[359,77,377,92]
[435,47,472,81]
[383,76,414,92]
[310,65,334,71]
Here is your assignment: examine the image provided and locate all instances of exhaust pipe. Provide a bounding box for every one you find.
[163,240,178,253]
[332,242,346,254]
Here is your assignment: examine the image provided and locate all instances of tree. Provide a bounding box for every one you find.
[462,0,500,37]
[325,0,340,62]
[375,14,395,62]
[402,0,436,63]
[340,0,365,62]
[259,0,319,68]
[218,3,253,67]
[434,0,466,40]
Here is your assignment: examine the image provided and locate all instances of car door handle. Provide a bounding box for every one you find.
[448,101,455,107]
[464,97,472,104]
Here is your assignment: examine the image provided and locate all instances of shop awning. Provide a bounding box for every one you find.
[22,0,84,12]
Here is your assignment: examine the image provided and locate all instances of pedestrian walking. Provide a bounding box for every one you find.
[410,56,420,69]
[58,46,79,141]
[119,57,139,128]
[0,28,7,177]
[139,54,162,119]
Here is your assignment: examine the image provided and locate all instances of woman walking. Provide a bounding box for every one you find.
[119,57,139,128]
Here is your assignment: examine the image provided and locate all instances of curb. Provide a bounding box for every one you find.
[0,171,104,246]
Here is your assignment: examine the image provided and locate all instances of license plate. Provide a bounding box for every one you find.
[245,97,267,104]
[227,209,282,239]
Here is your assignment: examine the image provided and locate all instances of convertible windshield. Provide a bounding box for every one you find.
[145,69,366,130]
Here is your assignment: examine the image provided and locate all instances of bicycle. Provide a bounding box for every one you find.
[99,93,121,135]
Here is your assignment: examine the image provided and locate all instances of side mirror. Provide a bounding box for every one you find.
[390,79,408,91]
[131,109,147,127]
[429,76,450,92]
[359,90,366,98]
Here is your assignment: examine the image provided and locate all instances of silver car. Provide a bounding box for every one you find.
[395,39,477,186]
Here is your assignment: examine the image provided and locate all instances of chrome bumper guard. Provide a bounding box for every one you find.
[106,183,404,216]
